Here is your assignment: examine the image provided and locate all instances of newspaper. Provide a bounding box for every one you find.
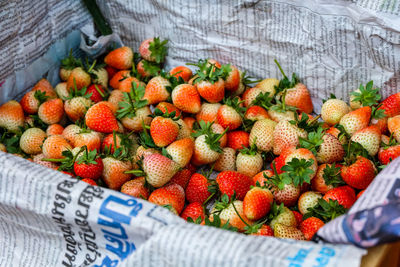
[1,0,400,266]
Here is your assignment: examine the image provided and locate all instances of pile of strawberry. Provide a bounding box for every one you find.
[1,37,400,241]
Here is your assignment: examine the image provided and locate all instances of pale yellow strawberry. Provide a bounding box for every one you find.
[214,147,236,171]
[321,99,350,126]
[19,128,47,154]
[274,223,305,240]
[298,191,322,215]
[249,119,276,152]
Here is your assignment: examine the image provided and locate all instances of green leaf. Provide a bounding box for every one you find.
[303,199,347,222]
[281,158,315,186]
[298,127,325,155]
[117,82,148,119]
[351,80,381,107]
[322,164,346,187]
[149,37,168,64]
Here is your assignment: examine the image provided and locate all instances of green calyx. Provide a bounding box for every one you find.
[351,80,381,107]
[187,59,231,84]
[191,121,229,153]
[299,127,325,156]
[266,162,292,190]
[241,71,262,87]
[150,107,181,120]
[281,158,315,187]
[149,37,168,64]
[322,93,338,104]
[290,112,322,133]
[322,164,345,187]
[270,90,297,114]
[371,103,386,120]
[66,79,91,100]
[251,92,274,110]
[77,147,99,165]
[224,96,246,116]
[273,59,299,94]
[61,49,83,70]
[239,142,258,156]
[33,90,49,105]
[117,82,148,119]
[303,198,347,223]
[343,141,370,165]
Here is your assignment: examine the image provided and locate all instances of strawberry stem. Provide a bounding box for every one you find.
[214,126,229,143]
[94,84,105,98]
[124,169,145,176]
[231,201,251,228]
[203,192,215,206]
[274,59,287,79]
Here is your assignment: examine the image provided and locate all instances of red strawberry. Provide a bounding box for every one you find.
[357,190,365,199]
[243,187,273,220]
[142,153,180,188]
[283,83,313,114]
[251,225,274,236]
[109,70,130,89]
[82,178,97,186]
[150,116,179,147]
[196,78,225,103]
[216,171,254,200]
[66,67,91,91]
[339,106,371,135]
[20,90,48,114]
[245,106,270,121]
[185,173,211,203]
[118,77,141,93]
[170,66,193,82]
[86,84,107,103]
[311,164,344,194]
[85,102,119,133]
[37,98,64,125]
[102,157,132,190]
[388,115,400,143]
[149,183,185,215]
[196,103,221,123]
[299,217,324,240]
[217,97,244,130]
[46,124,64,136]
[139,38,168,63]
[379,92,400,117]
[171,84,201,113]
[292,211,303,226]
[378,144,400,165]
[144,76,171,105]
[224,65,240,92]
[341,156,376,189]
[323,186,356,209]
[105,65,117,79]
[170,168,193,189]
[155,102,181,118]
[121,177,149,200]
[104,46,133,70]
[180,202,205,221]
[0,100,25,132]
[74,148,103,180]
[227,130,249,150]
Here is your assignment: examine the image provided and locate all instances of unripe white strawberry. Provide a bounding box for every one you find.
[274,223,305,240]
[321,99,350,126]
[143,153,180,188]
[214,147,236,171]
[249,119,276,152]
[236,147,263,178]
[298,191,322,215]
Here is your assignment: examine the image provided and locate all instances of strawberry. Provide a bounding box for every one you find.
[66,67,91,92]
[85,102,119,133]
[284,83,313,114]
[326,126,348,145]
[274,224,305,240]
[170,66,193,82]
[292,210,303,225]
[176,119,193,140]
[357,190,365,199]
[183,117,196,131]
[139,38,168,63]
[104,46,133,70]
[86,84,107,103]
[216,171,254,200]
[311,164,345,194]
[267,167,300,207]
[350,125,381,156]
[299,127,344,163]
[155,102,181,118]
[224,65,240,92]
[323,186,356,209]
[388,115,400,143]
[299,217,324,240]
[74,148,103,180]
[189,59,230,103]
[242,87,264,107]
[33,153,58,169]
[117,83,152,132]
[55,82,69,100]
[270,205,297,229]
[185,173,211,204]
[0,100,25,132]
[32,79,57,98]
[341,156,376,189]
[143,76,171,105]
[255,78,279,96]
[236,144,263,178]
[273,120,307,155]
[379,92,400,117]
[217,199,252,231]
[121,177,150,200]
[196,103,221,123]
[59,50,82,81]
[171,84,201,113]
[191,121,228,165]
[19,128,47,154]
[243,187,273,220]
[109,70,130,89]
[298,191,322,215]
[251,225,274,236]
[170,168,193,189]
[20,90,49,114]
[252,170,273,187]
[226,130,249,150]
[73,131,101,151]
[180,202,205,221]
[321,98,350,125]
[214,147,236,171]
[339,106,371,135]
[150,110,179,147]
[102,155,132,190]
[149,183,185,215]
[349,81,381,110]
[42,135,72,159]
[217,97,245,130]
[142,153,180,188]
[37,98,64,125]
[64,95,92,122]
[46,124,64,136]
[244,105,270,122]
[91,67,109,89]
[165,138,194,168]
[378,142,400,165]
[118,76,141,92]
[62,124,81,145]
[249,119,276,152]
[210,123,227,147]
[81,178,97,186]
